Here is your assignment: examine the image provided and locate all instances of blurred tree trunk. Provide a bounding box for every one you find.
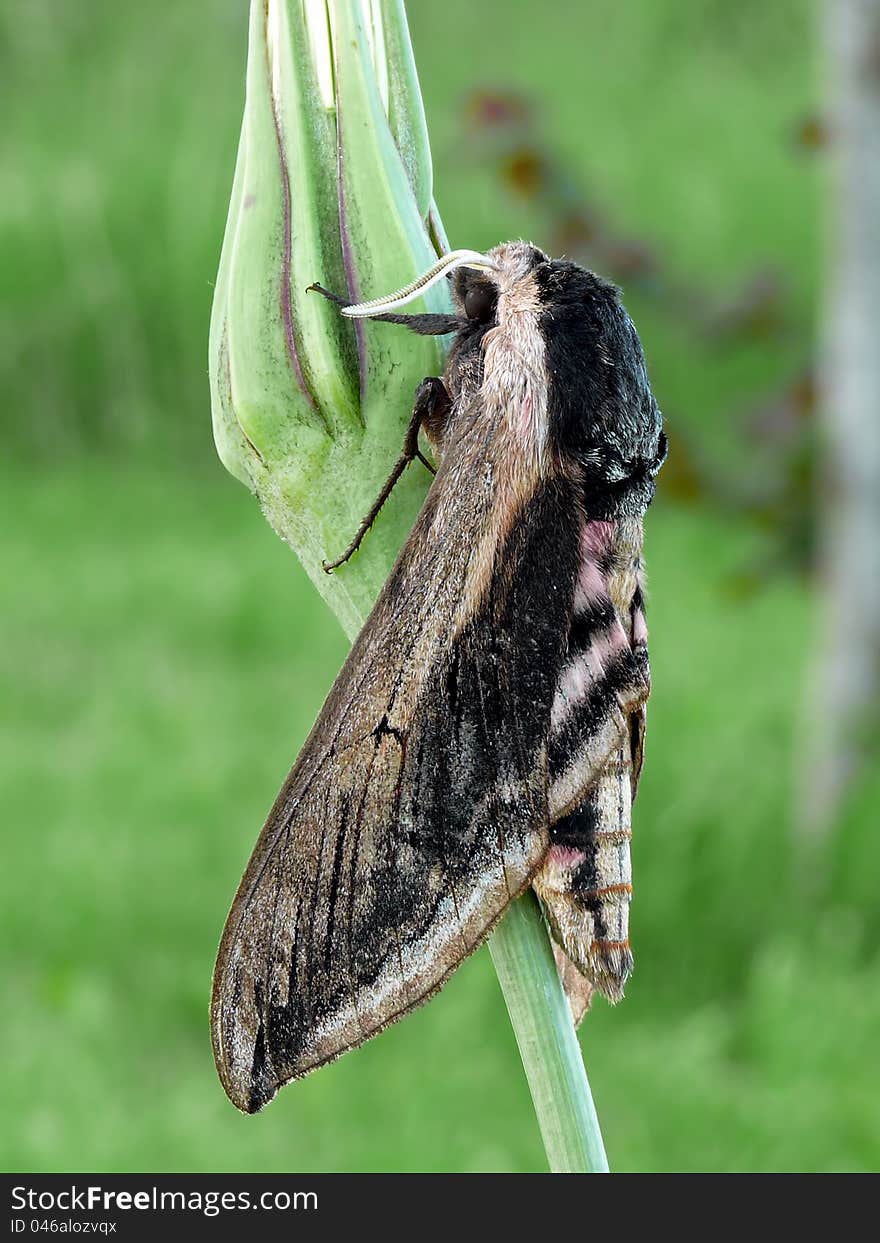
[800,0,880,844]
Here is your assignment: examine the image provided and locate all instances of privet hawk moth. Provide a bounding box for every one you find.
[211,241,666,1113]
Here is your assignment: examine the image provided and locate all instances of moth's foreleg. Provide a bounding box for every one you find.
[306,281,348,307]
[322,377,451,574]
[361,311,465,336]
[413,376,452,449]
[307,282,464,336]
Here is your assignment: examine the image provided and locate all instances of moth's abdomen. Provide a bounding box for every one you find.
[535,515,649,1007]
[534,745,634,1003]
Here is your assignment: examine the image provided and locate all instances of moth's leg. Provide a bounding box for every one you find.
[322,377,452,574]
[414,376,452,449]
[308,282,464,336]
[306,282,348,306]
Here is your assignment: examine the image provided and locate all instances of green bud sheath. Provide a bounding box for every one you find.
[209,0,448,638]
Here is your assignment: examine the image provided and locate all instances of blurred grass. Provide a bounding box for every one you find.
[2,0,878,1172]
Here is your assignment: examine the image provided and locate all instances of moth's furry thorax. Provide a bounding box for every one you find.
[444,241,666,518]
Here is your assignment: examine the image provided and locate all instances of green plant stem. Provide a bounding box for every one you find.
[489,891,610,1173]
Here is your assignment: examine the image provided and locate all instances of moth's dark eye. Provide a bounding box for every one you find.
[464,285,496,321]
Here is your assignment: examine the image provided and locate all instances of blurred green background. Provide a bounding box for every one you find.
[2,0,878,1173]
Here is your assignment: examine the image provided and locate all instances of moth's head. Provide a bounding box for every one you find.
[445,241,620,339]
[446,240,546,325]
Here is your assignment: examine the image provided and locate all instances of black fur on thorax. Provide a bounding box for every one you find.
[444,255,665,519]
[532,261,665,516]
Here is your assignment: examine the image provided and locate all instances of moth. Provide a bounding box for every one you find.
[212,241,666,1112]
